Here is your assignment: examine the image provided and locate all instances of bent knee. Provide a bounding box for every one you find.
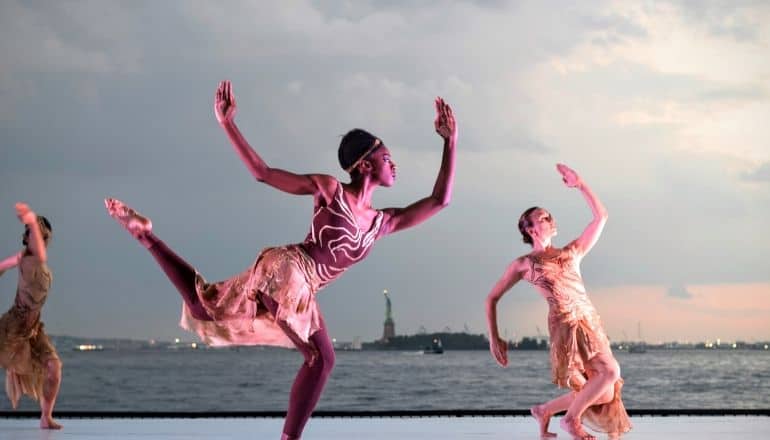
[45,359,62,376]
[316,349,336,375]
[604,362,621,382]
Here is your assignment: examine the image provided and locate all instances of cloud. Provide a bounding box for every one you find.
[742,162,770,182]
[1,1,769,344]
[0,0,143,74]
[696,83,770,103]
[671,0,770,42]
[667,284,694,299]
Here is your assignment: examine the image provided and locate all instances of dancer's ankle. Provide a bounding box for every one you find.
[137,231,155,249]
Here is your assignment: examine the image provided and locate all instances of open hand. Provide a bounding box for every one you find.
[214,80,237,124]
[15,202,36,225]
[434,97,457,142]
[489,336,509,367]
[556,163,582,188]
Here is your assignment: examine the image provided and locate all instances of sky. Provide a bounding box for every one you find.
[1,0,768,344]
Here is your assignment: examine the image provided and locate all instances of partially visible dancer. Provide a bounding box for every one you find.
[485,164,631,439]
[105,80,457,439]
[0,203,62,429]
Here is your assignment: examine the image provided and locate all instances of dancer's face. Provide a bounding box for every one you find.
[22,221,51,247]
[527,208,557,242]
[367,146,397,187]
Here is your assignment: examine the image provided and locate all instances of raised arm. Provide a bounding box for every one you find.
[215,80,336,200]
[556,163,608,256]
[16,202,47,263]
[380,97,457,235]
[485,257,528,367]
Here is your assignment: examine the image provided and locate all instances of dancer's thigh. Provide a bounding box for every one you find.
[257,291,322,364]
[586,352,619,376]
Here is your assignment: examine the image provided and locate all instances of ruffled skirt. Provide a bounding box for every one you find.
[180,245,322,349]
[0,311,60,408]
[548,308,632,435]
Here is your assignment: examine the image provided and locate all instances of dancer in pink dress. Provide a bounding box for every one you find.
[0,203,62,429]
[105,80,457,439]
[485,164,631,439]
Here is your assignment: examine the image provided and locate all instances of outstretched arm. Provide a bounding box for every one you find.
[215,80,336,200]
[485,257,527,367]
[16,202,47,263]
[380,98,457,235]
[556,163,608,256]
[0,251,22,276]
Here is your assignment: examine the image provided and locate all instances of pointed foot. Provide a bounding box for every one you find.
[559,416,595,440]
[104,197,152,238]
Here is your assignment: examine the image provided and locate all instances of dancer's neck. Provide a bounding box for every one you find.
[531,239,553,253]
[343,179,377,210]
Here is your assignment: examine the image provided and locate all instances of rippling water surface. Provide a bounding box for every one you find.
[2,349,768,411]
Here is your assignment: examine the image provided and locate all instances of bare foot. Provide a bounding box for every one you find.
[530,405,557,438]
[40,416,62,429]
[559,416,595,440]
[104,198,152,242]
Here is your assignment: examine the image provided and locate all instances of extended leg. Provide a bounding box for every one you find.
[105,198,212,321]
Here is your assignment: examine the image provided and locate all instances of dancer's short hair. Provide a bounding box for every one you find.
[518,207,540,246]
[23,216,52,246]
[338,128,382,177]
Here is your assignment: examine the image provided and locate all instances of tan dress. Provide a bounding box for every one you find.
[0,254,59,408]
[524,242,632,434]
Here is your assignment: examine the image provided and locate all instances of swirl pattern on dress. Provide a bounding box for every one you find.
[302,182,383,286]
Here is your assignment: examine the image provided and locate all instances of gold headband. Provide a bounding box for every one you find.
[345,139,381,173]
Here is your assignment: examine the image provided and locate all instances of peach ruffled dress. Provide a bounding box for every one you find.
[524,241,632,434]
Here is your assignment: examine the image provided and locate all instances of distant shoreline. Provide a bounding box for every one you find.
[51,333,770,352]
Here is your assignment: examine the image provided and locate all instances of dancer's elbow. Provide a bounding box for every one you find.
[434,195,451,208]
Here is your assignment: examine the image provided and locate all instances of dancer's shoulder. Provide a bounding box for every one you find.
[307,174,340,205]
[507,255,531,275]
[561,240,583,259]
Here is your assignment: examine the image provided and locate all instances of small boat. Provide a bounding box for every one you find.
[72,344,105,352]
[423,338,444,354]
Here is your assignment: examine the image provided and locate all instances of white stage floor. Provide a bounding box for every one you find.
[2,416,769,439]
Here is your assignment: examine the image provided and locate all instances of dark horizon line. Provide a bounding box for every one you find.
[50,333,770,346]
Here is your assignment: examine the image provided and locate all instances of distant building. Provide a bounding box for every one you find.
[382,290,395,342]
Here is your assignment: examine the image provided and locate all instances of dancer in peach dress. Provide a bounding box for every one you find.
[0,203,62,429]
[485,164,631,439]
